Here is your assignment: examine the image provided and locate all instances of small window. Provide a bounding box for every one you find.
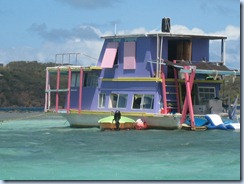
[109,94,128,109]
[198,87,216,104]
[133,94,142,109]
[84,72,98,87]
[71,73,80,87]
[132,94,154,109]
[143,95,154,109]
[71,73,76,87]
[98,93,106,108]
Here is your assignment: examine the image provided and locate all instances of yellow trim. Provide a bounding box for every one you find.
[165,79,175,82]
[177,79,223,83]
[69,109,157,117]
[47,66,102,72]
[70,110,110,115]
[101,77,223,83]
[68,110,182,117]
[90,66,102,70]
[102,77,162,82]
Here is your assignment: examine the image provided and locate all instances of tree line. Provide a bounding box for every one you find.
[0,61,56,108]
[0,61,240,108]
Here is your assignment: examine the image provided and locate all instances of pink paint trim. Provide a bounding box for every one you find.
[123,42,136,70]
[44,69,49,112]
[78,68,83,114]
[161,69,167,114]
[55,67,60,112]
[173,60,180,113]
[101,42,119,68]
[67,67,71,113]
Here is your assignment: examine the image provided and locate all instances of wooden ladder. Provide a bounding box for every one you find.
[165,82,179,113]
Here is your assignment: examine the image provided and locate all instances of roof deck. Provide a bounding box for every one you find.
[101,32,227,40]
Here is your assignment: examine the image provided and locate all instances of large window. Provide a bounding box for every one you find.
[109,93,128,109]
[198,87,216,104]
[98,93,106,108]
[132,94,154,109]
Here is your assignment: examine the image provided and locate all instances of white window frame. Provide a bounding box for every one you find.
[108,93,128,109]
[132,94,154,110]
[198,87,216,103]
[98,93,106,108]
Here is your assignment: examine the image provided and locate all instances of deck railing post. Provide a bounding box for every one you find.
[55,67,60,112]
[44,68,49,112]
[78,68,83,114]
[161,68,167,114]
[173,60,181,113]
[67,67,71,113]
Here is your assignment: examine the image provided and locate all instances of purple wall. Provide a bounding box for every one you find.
[192,39,209,61]
[98,36,210,80]
[68,36,218,112]
[98,37,157,78]
[69,80,163,113]
[99,81,161,113]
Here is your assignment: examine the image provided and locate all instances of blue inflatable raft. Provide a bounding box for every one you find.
[205,114,240,130]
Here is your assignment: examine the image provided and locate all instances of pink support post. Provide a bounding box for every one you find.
[44,69,49,112]
[55,67,60,112]
[180,66,196,129]
[185,73,195,129]
[48,84,50,110]
[67,67,71,113]
[78,68,83,114]
[180,66,196,124]
[161,67,167,114]
[180,73,190,124]
[173,60,180,113]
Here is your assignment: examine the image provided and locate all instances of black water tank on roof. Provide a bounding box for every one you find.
[161,17,171,32]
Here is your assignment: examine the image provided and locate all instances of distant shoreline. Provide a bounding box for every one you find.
[0,109,64,122]
[0,107,44,112]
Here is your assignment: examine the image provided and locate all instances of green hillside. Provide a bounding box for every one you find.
[0,61,56,107]
[0,61,240,108]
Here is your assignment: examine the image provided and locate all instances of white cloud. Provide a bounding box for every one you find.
[0,24,240,70]
[211,25,240,41]
[0,39,103,66]
[57,0,120,9]
[171,25,205,35]
[117,27,148,35]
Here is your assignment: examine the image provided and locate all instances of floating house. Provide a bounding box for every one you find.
[44,18,239,130]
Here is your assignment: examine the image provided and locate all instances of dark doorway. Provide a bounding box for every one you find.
[168,39,192,61]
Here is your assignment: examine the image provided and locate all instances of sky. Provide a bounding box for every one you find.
[0,0,241,69]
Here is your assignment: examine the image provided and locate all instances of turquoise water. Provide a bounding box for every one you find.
[0,114,241,181]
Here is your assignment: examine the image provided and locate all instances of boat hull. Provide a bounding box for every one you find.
[142,114,181,130]
[61,111,181,129]
[99,122,135,130]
